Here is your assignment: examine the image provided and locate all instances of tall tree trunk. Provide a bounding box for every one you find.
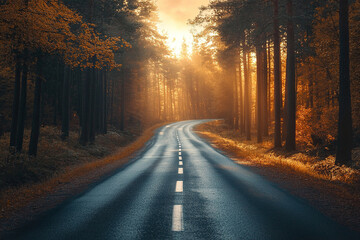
[120,70,125,131]
[248,51,253,140]
[89,67,96,143]
[10,56,22,151]
[79,69,90,145]
[267,40,272,124]
[263,43,269,137]
[256,45,263,143]
[336,0,352,165]
[273,0,282,148]
[29,55,43,156]
[110,75,114,123]
[234,64,239,129]
[52,61,58,126]
[103,71,107,134]
[242,35,251,140]
[16,50,29,152]
[285,0,296,151]
[238,53,244,135]
[61,65,70,140]
[163,75,167,120]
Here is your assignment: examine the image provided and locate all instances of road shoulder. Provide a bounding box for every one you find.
[0,123,166,237]
[194,120,360,233]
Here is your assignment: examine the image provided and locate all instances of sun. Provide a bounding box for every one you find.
[161,27,193,57]
[156,0,210,58]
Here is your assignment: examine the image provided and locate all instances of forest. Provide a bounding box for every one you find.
[0,0,360,237]
[0,0,359,198]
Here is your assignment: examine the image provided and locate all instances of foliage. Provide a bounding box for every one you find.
[0,0,127,69]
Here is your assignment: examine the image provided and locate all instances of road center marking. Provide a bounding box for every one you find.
[175,181,183,192]
[178,168,183,174]
[179,152,182,156]
[179,161,183,166]
[172,205,183,231]
[179,156,182,160]
[160,132,164,135]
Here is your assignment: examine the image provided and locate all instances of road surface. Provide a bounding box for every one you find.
[9,120,358,239]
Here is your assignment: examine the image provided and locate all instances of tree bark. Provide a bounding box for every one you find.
[256,45,263,143]
[89,67,96,143]
[285,0,296,151]
[29,56,43,156]
[234,63,239,129]
[120,70,125,131]
[10,55,21,150]
[263,44,269,137]
[103,71,107,134]
[273,0,282,148]
[336,0,352,165]
[61,65,70,140]
[79,69,90,145]
[16,49,29,152]
[238,53,244,135]
[242,35,251,140]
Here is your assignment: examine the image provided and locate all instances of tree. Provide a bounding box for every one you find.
[273,0,282,148]
[336,0,352,165]
[285,0,296,151]
[28,55,43,156]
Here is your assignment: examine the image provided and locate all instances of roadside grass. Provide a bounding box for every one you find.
[195,120,360,185]
[0,123,165,219]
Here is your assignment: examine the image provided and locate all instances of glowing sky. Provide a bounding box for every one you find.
[156,0,210,56]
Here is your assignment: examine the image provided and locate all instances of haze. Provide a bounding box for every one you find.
[157,0,209,55]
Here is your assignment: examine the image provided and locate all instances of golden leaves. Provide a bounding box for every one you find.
[0,0,131,70]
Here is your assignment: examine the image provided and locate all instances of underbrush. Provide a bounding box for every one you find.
[0,125,134,193]
[195,120,360,185]
[0,123,164,221]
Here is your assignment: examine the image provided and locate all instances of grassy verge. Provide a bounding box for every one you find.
[195,120,360,231]
[195,120,360,184]
[0,123,165,223]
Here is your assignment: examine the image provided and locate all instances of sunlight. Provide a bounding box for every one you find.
[156,0,210,57]
[159,26,193,57]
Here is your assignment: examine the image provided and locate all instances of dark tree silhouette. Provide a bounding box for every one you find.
[273,0,282,148]
[29,55,43,156]
[336,0,353,165]
[9,56,21,150]
[285,0,296,151]
[15,50,29,152]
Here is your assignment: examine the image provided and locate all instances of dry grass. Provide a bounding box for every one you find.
[0,123,165,220]
[195,120,360,185]
[196,121,360,232]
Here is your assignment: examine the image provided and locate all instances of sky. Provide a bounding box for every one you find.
[156,0,210,56]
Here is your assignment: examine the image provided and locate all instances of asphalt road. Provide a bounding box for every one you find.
[9,120,359,239]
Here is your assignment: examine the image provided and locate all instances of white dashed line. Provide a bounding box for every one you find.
[179,152,182,156]
[159,132,164,135]
[179,161,183,166]
[172,205,183,231]
[178,168,183,174]
[175,181,183,192]
[179,156,182,160]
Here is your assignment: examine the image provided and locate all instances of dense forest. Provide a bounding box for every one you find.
[188,0,359,166]
[0,0,359,166]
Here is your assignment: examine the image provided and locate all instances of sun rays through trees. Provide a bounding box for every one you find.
[0,0,359,167]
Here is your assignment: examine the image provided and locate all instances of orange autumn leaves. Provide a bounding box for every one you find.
[0,0,130,69]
